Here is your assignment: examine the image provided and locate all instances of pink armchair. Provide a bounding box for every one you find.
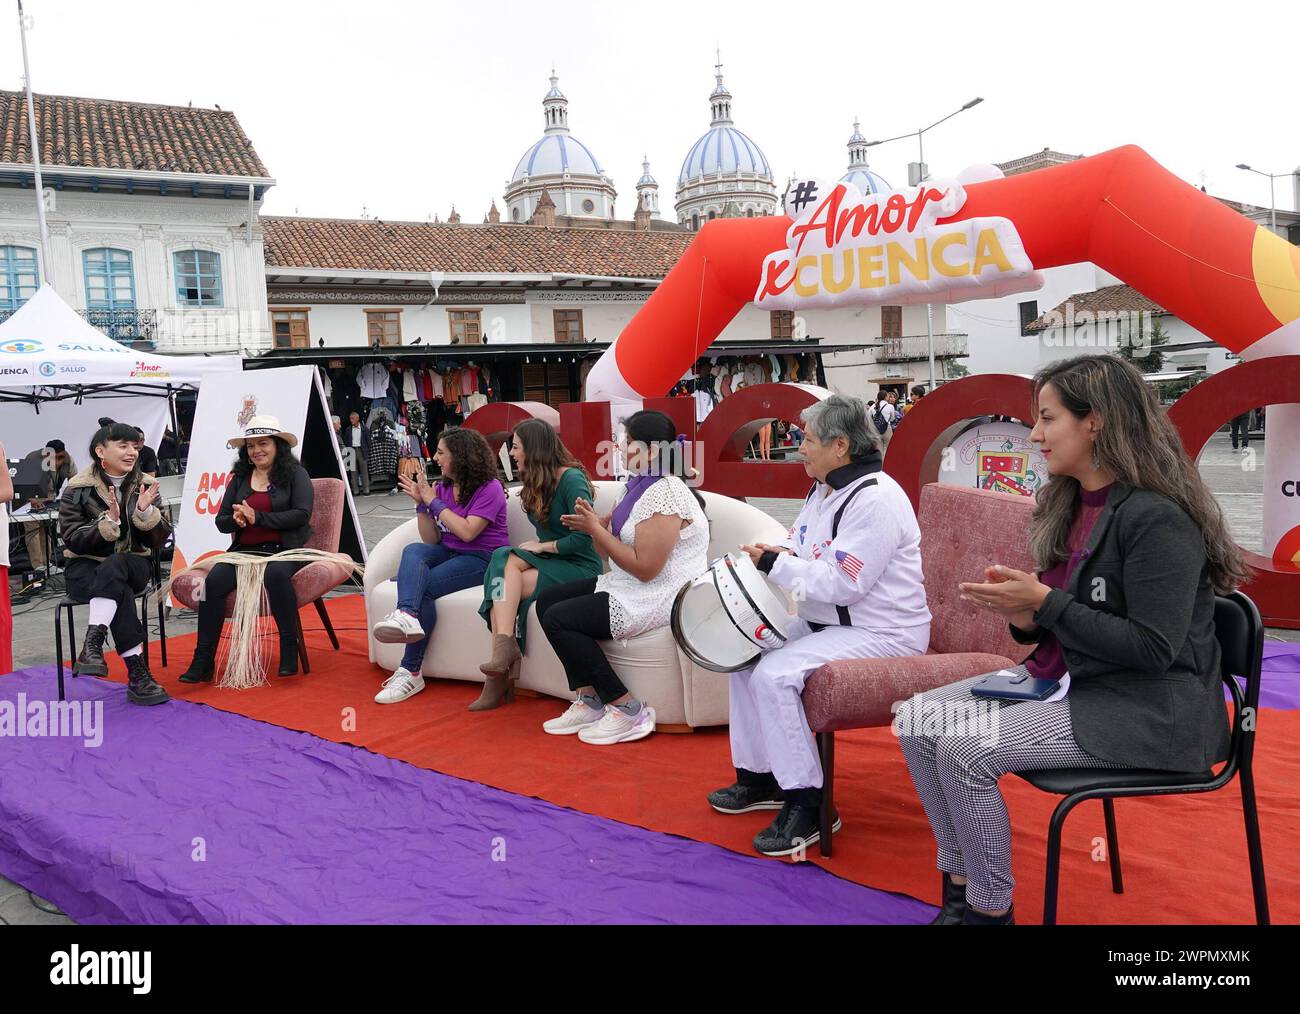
[170,478,353,672]
[801,483,1037,856]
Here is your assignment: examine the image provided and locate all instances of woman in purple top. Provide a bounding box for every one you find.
[371,427,509,704]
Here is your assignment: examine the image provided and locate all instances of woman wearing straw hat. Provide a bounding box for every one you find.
[179,416,315,683]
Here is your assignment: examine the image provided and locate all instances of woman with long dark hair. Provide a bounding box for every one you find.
[897,354,1247,925]
[534,410,709,745]
[58,419,169,705]
[473,419,601,711]
[180,417,315,683]
[371,427,510,704]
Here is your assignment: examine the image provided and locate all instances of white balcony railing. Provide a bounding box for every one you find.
[155,308,269,354]
[876,332,968,362]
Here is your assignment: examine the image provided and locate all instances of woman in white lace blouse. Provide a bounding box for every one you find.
[535,410,709,745]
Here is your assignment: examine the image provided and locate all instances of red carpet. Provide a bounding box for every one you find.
[85,594,1298,924]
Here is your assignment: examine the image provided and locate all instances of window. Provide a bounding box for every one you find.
[582,199,595,213]
[366,309,402,346]
[553,308,583,343]
[447,309,481,345]
[0,245,39,311]
[83,248,136,310]
[881,305,903,339]
[1019,300,1039,336]
[174,249,223,307]
[272,308,311,349]
[770,310,794,340]
[691,213,700,231]
[523,362,572,407]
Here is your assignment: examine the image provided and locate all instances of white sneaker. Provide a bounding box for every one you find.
[374,667,425,704]
[578,704,656,745]
[372,609,425,644]
[542,698,607,736]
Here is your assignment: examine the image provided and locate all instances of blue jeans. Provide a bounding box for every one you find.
[395,542,492,670]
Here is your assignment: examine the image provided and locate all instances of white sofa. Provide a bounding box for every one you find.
[363,481,787,729]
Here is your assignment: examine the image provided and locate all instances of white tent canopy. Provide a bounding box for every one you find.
[0,284,242,391]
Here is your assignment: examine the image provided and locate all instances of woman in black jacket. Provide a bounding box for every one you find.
[180,416,315,683]
[896,354,1248,925]
[58,420,170,706]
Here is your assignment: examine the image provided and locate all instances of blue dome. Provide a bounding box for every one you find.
[512,133,605,182]
[678,126,772,186]
[841,168,891,195]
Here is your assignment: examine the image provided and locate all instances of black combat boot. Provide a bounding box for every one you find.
[73,624,110,678]
[125,655,170,706]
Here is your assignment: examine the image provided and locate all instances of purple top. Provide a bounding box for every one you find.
[431,479,510,553]
[1025,483,1112,680]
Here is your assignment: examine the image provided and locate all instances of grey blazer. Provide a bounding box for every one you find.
[1011,482,1231,772]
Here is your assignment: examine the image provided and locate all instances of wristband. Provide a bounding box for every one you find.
[429,497,450,517]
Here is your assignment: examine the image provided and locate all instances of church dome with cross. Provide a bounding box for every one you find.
[840,119,891,196]
[505,72,618,223]
[674,55,779,231]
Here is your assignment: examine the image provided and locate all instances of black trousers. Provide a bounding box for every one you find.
[1231,415,1251,449]
[65,554,153,654]
[534,578,628,704]
[195,551,308,658]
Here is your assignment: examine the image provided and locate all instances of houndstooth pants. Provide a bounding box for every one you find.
[896,670,1126,912]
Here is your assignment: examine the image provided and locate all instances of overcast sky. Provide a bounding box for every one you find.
[11,0,1298,222]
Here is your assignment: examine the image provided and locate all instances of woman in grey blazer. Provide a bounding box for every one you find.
[896,354,1248,926]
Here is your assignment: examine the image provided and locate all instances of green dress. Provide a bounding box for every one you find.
[478,467,602,649]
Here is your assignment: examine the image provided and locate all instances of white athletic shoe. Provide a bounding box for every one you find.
[542,699,607,736]
[374,667,425,704]
[373,609,425,644]
[578,704,656,745]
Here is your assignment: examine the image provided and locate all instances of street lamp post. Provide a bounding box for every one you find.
[1235,163,1290,233]
[867,97,983,394]
[16,0,54,287]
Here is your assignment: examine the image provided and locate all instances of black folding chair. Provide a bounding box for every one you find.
[53,549,169,702]
[1017,591,1269,925]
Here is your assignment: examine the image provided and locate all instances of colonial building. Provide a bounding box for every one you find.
[258,212,933,401]
[0,91,273,352]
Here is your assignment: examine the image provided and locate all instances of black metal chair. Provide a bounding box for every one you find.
[1017,591,1269,925]
[53,550,169,702]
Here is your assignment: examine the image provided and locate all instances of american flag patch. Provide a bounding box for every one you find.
[835,550,863,580]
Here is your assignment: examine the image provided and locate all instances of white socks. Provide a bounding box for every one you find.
[88,598,118,628]
[120,644,142,660]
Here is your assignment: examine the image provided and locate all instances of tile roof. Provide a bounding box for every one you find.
[261,216,696,277]
[1025,283,1169,332]
[0,91,270,178]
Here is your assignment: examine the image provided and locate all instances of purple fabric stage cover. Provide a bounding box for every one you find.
[0,668,929,925]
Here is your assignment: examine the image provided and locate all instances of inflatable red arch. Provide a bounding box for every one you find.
[571,144,1300,626]
[587,145,1299,402]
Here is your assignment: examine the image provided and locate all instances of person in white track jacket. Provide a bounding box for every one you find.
[708,394,931,856]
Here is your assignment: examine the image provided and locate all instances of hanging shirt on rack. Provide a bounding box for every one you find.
[358,362,390,399]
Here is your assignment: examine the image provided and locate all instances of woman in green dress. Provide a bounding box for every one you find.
[474,419,601,710]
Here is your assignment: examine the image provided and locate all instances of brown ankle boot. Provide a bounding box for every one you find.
[469,657,519,712]
[480,633,522,677]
